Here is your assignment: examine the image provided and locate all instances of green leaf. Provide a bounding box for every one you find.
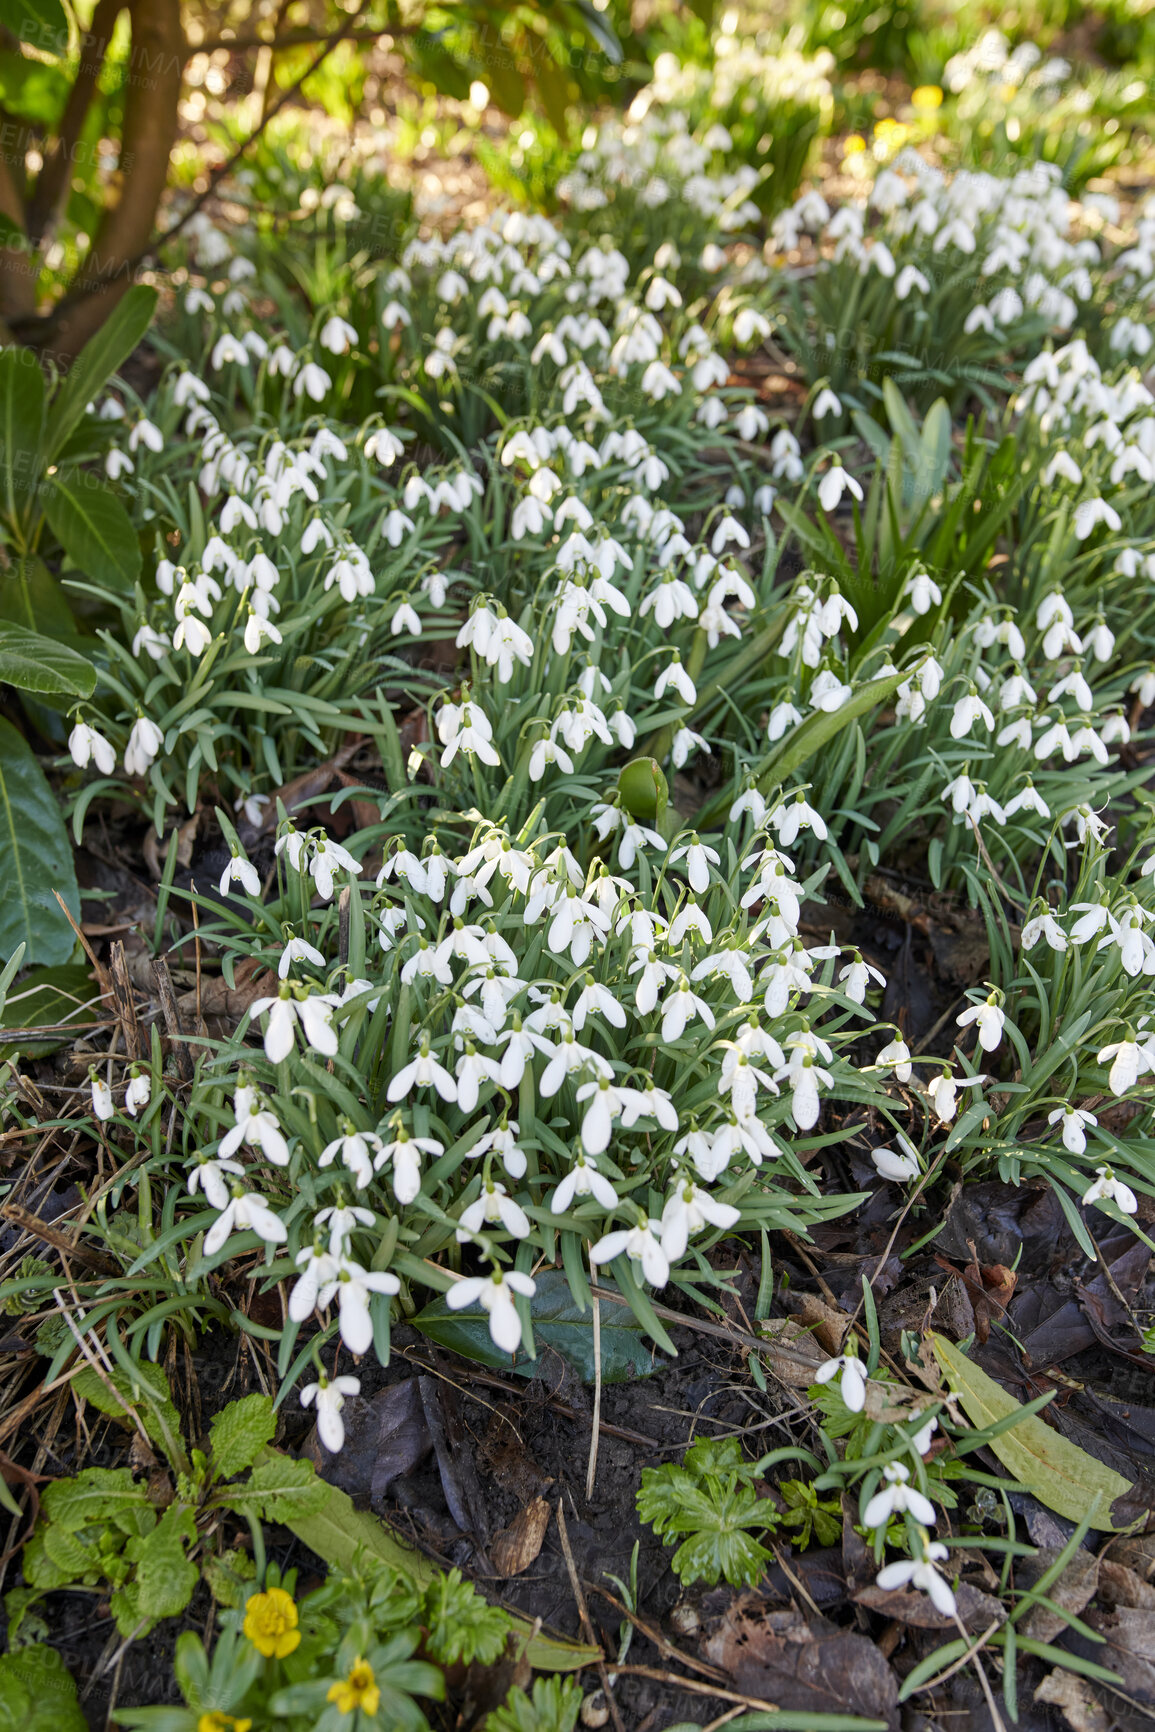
[617,756,668,824]
[0,0,68,54]
[41,1467,154,1534]
[413,1269,660,1382]
[46,284,157,461]
[0,621,93,696]
[0,962,93,1056]
[0,345,44,524]
[0,715,79,965]
[71,1362,183,1459]
[208,1393,276,1480]
[932,1334,1137,1531]
[123,1505,198,1631]
[0,555,74,637]
[278,1456,598,1674]
[0,1644,87,1732]
[217,1454,326,1522]
[42,467,141,590]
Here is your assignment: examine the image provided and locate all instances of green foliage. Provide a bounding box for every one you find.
[422,1568,512,1668]
[637,1436,780,1588]
[485,1676,583,1732]
[208,1393,278,1480]
[0,1642,86,1732]
[777,1478,844,1549]
[0,715,80,965]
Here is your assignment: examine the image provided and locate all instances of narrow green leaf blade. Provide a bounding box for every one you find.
[46,284,157,461]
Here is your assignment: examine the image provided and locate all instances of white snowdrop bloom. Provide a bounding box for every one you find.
[771,796,828,846]
[671,727,710,768]
[219,852,261,898]
[172,612,212,657]
[128,417,163,455]
[654,658,697,705]
[381,299,411,330]
[124,1069,151,1117]
[864,1462,936,1530]
[211,333,249,369]
[243,611,282,654]
[1086,619,1115,663]
[729,787,767,827]
[318,314,357,354]
[1048,665,1094,711]
[551,1153,619,1214]
[1083,1166,1137,1214]
[300,1374,360,1454]
[659,1180,740,1263]
[218,1084,289,1167]
[1021,909,1066,951]
[927,1069,984,1124]
[734,403,770,441]
[293,361,331,401]
[818,465,862,511]
[1099,1035,1147,1096]
[69,721,116,776]
[325,1258,401,1355]
[132,622,167,661]
[950,690,995,739]
[1073,497,1122,539]
[591,1215,669,1288]
[446,1269,536,1354]
[123,716,163,778]
[668,836,720,894]
[767,701,803,740]
[249,986,339,1065]
[876,1035,912,1082]
[876,1544,956,1618]
[733,307,770,346]
[957,992,1005,1052]
[1041,451,1082,486]
[813,387,842,421]
[90,1072,114,1122]
[809,670,852,712]
[873,1136,920,1182]
[319,1127,382,1191]
[203,1187,288,1258]
[814,1352,867,1413]
[364,427,404,467]
[456,1180,531,1242]
[1048,1105,1097,1154]
[387,1035,458,1104]
[895,264,930,299]
[839,955,886,1005]
[904,569,942,615]
[964,304,995,335]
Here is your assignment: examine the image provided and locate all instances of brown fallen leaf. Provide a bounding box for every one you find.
[757,1318,835,1389]
[1098,1558,1155,1611]
[1019,1547,1099,1645]
[701,1598,899,1730]
[1081,1605,1155,1701]
[1035,1668,1111,1732]
[853,1578,1004,1632]
[490,1496,551,1578]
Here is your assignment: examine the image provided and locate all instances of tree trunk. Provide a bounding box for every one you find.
[34,0,183,366]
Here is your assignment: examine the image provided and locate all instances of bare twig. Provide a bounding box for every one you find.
[555,1501,623,1732]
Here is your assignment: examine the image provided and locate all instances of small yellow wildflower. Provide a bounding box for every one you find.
[327,1657,381,1716]
[843,134,866,154]
[242,1586,301,1659]
[197,1715,252,1732]
[911,85,943,109]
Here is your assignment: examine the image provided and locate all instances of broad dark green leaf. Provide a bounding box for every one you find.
[0,621,94,696]
[0,0,67,53]
[0,961,93,1056]
[0,345,44,524]
[0,715,78,964]
[0,555,72,635]
[0,1644,87,1732]
[43,467,141,589]
[413,1269,660,1382]
[46,283,157,461]
[618,756,668,824]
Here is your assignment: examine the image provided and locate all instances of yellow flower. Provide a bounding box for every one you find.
[911,84,943,109]
[242,1586,301,1659]
[843,134,866,154]
[197,1715,252,1732]
[327,1657,381,1716]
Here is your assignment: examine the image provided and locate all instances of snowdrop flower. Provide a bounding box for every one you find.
[204,1186,288,1257]
[69,721,116,776]
[124,1069,151,1117]
[818,464,863,512]
[219,851,261,898]
[771,796,827,846]
[813,387,842,420]
[387,1034,457,1104]
[124,716,163,778]
[1073,497,1122,539]
[1048,1105,1096,1154]
[551,1153,619,1213]
[318,314,357,354]
[876,1543,956,1617]
[876,1034,912,1082]
[655,658,696,705]
[1021,909,1066,951]
[1082,1166,1137,1215]
[293,361,331,401]
[840,954,886,1005]
[950,690,995,739]
[90,1071,114,1122]
[173,614,212,656]
[956,991,1005,1052]
[456,1179,531,1242]
[310,836,361,902]
[218,1083,289,1167]
[863,1462,936,1530]
[668,835,720,894]
[446,1268,535,1354]
[1097,1036,1146,1096]
[249,984,339,1064]
[659,1179,740,1262]
[872,1136,920,1182]
[591,1215,669,1288]
[927,1069,984,1124]
[327,1259,401,1354]
[814,1350,867,1413]
[319,1126,382,1191]
[300,1373,360,1453]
